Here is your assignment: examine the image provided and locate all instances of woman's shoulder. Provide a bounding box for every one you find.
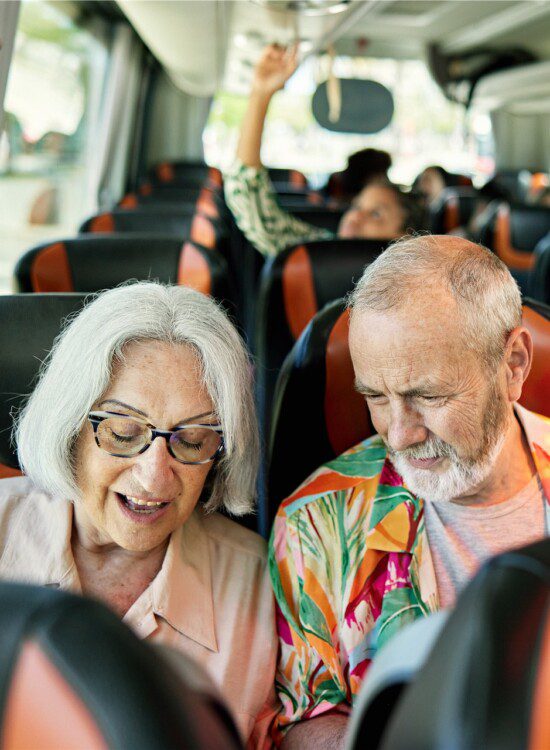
[200,511,268,564]
[0,476,47,512]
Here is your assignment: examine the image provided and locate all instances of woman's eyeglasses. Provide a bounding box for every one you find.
[88,411,224,465]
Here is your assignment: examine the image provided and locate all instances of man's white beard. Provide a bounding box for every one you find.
[389,431,506,503]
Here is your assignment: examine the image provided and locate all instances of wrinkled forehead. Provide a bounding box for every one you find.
[349,302,473,380]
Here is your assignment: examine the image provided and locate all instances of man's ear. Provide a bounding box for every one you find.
[504,326,533,402]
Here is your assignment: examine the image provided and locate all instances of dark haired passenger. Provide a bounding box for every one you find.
[224,45,425,259]
[326,147,392,201]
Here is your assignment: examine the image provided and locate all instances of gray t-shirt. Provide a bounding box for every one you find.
[423,475,546,608]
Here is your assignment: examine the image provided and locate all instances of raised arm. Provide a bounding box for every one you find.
[237,44,298,168]
[224,44,331,257]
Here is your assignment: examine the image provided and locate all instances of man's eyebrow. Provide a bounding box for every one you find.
[400,385,443,398]
[354,380,381,396]
[354,383,444,398]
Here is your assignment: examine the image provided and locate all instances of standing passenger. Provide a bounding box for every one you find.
[0,282,278,749]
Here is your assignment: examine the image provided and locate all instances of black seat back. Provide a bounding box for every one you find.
[119,185,204,208]
[0,294,87,475]
[147,160,222,189]
[478,202,550,271]
[14,235,232,303]
[79,206,196,236]
[0,583,242,750]
[429,187,479,233]
[531,232,550,303]
[289,207,344,232]
[267,299,373,518]
[370,539,550,750]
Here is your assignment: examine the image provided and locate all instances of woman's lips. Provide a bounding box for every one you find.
[115,492,172,525]
[407,456,442,469]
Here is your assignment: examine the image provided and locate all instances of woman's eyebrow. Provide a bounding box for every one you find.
[98,399,148,417]
[98,401,217,426]
[175,411,217,426]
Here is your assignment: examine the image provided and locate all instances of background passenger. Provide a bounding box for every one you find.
[0,282,277,749]
[269,236,549,748]
[325,147,392,202]
[415,164,453,205]
[224,45,425,258]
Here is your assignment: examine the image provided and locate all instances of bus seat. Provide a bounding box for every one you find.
[256,239,386,440]
[148,161,222,190]
[289,206,345,233]
[429,187,479,233]
[118,184,204,208]
[530,232,550,303]
[79,208,226,253]
[492,169,533,203]
[347,538,550,750]
[14,236,232,303]
[267,167,308,191]
[79,206,196,235]
[478,202,550,271]
[267,298,372,517]
[267,298,550,521]
[0,294,87,476]
[0,582,242,750]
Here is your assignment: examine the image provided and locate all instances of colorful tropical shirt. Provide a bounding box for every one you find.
[223,160,332,257]
[268,405,550,741]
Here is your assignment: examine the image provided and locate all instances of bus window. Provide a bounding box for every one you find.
[203,53,495,186]
[0,0,108,293]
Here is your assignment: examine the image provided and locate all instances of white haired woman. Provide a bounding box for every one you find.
[0,282,277,748]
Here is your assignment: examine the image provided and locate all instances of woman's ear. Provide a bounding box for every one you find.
[504,327,533,402]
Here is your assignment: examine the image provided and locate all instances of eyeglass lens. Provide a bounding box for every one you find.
[95,416,222,463]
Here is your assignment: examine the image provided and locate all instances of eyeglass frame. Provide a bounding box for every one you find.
[87,410,224,465]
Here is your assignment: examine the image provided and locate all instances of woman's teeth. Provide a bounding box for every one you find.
[127,496,165,507]
[119,494,168,514]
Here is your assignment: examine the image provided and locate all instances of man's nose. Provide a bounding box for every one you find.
[132,437,175,493]
[387,402,427,452]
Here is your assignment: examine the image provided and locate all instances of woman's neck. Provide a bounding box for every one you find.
[71,513,169,618]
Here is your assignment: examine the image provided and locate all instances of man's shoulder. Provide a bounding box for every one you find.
[276,434,392,522]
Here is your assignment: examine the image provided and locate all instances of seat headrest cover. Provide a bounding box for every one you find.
[520,302,550,417]
[0,583,209,750]
[324,308,371,454]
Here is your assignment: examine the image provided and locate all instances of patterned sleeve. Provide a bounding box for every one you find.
[223,160,332,258]
[268,501,351,741]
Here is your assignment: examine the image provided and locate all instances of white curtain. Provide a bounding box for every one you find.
[0,0,21,131]
[88,23,144,210]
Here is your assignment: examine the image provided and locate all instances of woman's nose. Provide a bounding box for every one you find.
[132,437,175,492]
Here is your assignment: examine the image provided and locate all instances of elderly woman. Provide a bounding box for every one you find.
[0,282,277,748]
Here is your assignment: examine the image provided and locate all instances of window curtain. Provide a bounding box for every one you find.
[0,1,21,132]
[88,23,144,210]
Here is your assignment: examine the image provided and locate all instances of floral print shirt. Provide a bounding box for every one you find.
[268,405,550,740]
[223,160,331,257]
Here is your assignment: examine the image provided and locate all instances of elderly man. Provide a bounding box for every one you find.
[269,235,549,748]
